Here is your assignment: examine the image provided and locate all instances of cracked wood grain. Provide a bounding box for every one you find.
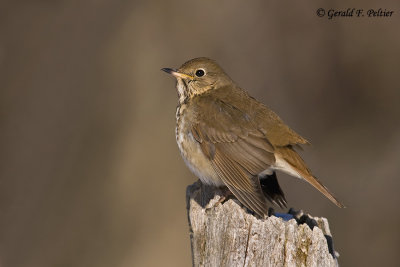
[186,181,339,267]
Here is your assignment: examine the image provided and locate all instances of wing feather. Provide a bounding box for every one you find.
[189,98,277,216]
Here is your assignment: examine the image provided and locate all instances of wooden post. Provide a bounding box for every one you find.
[186,181,339,267]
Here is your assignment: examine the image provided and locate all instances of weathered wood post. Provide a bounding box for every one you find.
[186,181,339,267]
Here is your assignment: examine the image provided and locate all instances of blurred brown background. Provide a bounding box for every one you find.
[1,1,399,266]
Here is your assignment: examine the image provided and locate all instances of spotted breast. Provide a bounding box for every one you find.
[175,104,223,187]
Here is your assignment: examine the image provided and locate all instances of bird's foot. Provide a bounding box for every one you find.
[205,187,234,210]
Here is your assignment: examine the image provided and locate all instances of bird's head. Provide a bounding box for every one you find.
[162,57,232,103]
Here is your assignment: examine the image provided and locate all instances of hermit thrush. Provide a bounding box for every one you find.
[162,57,344,217]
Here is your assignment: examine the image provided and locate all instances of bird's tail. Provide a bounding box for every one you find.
[276,147,345,208]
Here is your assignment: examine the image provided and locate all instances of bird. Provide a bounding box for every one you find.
[162,57,344,217]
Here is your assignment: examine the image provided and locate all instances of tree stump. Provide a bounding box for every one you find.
[186,181,339,267]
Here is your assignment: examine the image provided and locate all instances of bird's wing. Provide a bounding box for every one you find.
[255,106,310,147]
[190,97,276,216]
[200,88,344,208]
[209,86,310,147]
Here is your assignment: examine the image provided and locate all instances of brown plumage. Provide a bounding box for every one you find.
[162,57,344,217]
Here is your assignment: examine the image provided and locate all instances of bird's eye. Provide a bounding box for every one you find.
[195,69,205,77]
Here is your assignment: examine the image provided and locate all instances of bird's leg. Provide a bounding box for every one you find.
[205,187,234,210]
[216,186,234,205]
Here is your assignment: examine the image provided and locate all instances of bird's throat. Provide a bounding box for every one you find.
[176,78,189,105]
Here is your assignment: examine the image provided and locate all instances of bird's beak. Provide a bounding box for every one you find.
[161,68,194,79]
